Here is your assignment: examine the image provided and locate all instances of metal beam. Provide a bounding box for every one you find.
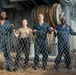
[9,0,29,2]
[30,0,38,5]
[21,2,32,8]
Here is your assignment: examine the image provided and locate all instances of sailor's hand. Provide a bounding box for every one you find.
[54,29,57,34]
[11,24,14,28]
[33,29,37,33]
[13,29,16,32]
[50,27,54,31]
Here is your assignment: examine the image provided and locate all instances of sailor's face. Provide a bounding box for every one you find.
[1,12,7,19]
[61,17,66,25]
[38,14,44,21]
[22,20,28,27]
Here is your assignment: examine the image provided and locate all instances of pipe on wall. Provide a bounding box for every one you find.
[70,0,74,20]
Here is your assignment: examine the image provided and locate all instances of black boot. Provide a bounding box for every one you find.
[54,64,59,70]
[42,66,48,70]
[6,66,13,72]
[33,65,38,70]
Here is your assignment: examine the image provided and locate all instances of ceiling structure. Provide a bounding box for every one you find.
[1,0,60,10]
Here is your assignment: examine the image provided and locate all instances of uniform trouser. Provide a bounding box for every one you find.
[2,40,13,69]
[14,38,30,68]
[1,35,12,69]
[3,49,13,69]
[55,43,71,68]
[34,39,48,67]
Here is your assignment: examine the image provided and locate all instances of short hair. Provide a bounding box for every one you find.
[60,17,66,20]
[22,19,27,22]
[38,14,44,16]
